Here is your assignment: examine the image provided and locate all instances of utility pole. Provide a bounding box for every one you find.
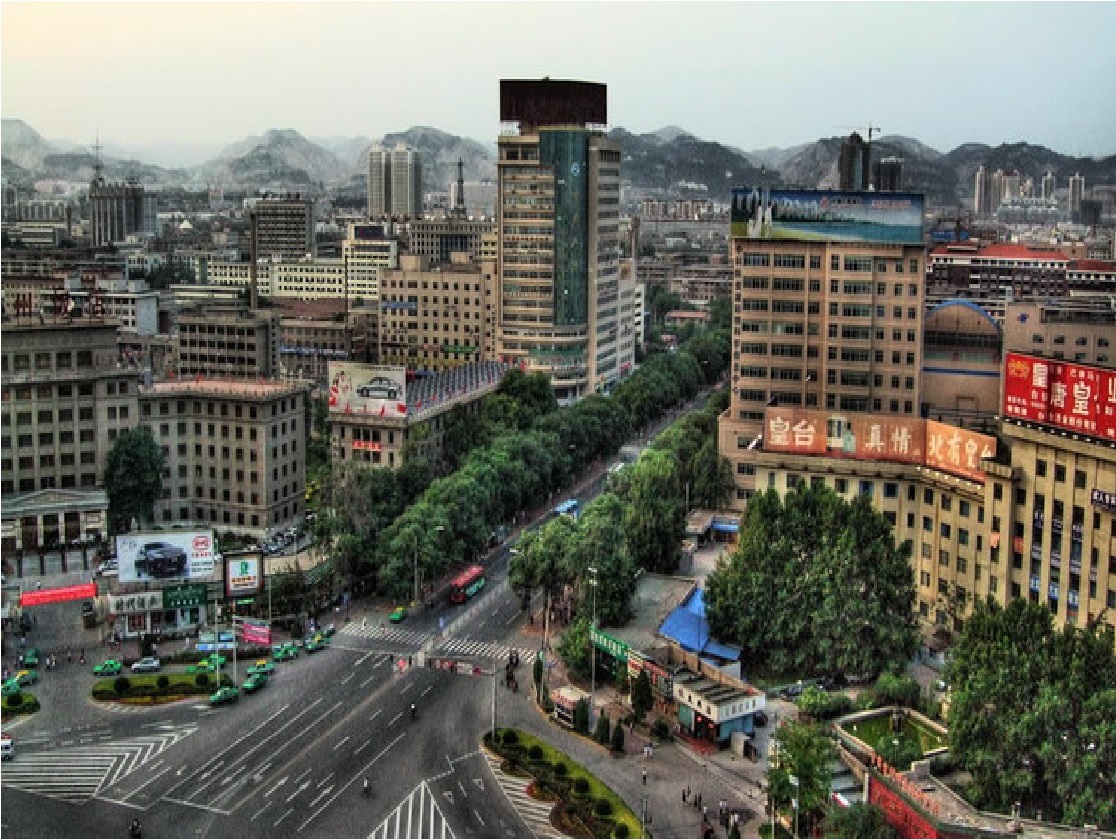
[588,565,598,721]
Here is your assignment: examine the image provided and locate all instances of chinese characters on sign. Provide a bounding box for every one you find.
[1003,352,1116,443]
[110,591,164,615]
[763,409,996,483]
[225,554,261,597]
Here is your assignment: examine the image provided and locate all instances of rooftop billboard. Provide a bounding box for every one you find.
[327,362,407,417]
[731,188,924,244]
[762,409,996,483]
[115,530,217,584]
[1003,352,1116,442]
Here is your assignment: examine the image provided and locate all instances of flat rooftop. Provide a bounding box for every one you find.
[141,378,311,400]
[605,573,696,654]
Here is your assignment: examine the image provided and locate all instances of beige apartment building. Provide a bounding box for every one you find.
[1,318,140,551]
[139,378,310,537]
[174,306,280,379]
[406,215,495,266]
[377,253,497,371]
[722,188,927,501]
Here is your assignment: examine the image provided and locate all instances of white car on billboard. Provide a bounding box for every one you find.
[355,375,399,400]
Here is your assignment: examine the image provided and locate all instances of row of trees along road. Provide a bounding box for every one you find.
[311,322,730,602]
[516,390,735,681]
[704,483,921,680]
[946,598,1116,830]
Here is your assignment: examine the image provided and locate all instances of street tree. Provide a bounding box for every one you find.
[767,720,834,838]
[704,484,919,679]
[947,598,1116,829]
[557,616,592,678]
[623,448,685,574]
[631,670,653,723]
[571,492,637,626]
[104,426,166,534]
[821,803,898,838]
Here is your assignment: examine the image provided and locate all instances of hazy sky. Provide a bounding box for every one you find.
[3,1,1116,159]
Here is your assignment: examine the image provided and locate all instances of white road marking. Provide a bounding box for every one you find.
[250,802,271,822]
[263,775,288,798]
[340,673,354,685]
[286,780,310,803]
[388,712,403,727]
[473,808,485,825]
[333,735,350,751]
[317,772,334,788]
[421,685,433,698]
[307,784,332,809]
[354,738,371,755]
[274,807,293,827]
[368,709,382,722]
[296,732,405,833]
[458,779,467,799]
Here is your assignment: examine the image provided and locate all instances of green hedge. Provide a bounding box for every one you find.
[93,672,231,702]
[1,691,40,719]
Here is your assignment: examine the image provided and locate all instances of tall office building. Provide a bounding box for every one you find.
[990,169,1005,212]
[838,132,871,191]
[1041,170,1056,201]
[874,157,903,192]
[367,144,423,219]
[973,165,992,216]
[252,194,314,260]
[89,175,147,247]
[1068,172,1086,221]
[720,187,926,502]
[495,78,628,404]
[1001,170,1021,202]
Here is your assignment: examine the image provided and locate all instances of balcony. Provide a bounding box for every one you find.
[1050,552,1061,570]
[1051,517,1063,534]
[1071,522,1084,541]
[1032,511,1044,528]
[1031,545,1043,562]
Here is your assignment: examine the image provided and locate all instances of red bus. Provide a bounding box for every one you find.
[448,565,486,605]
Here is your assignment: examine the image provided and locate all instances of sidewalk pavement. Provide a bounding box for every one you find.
[503,618,776,838]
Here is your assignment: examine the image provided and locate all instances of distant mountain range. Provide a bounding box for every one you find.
[3,117,1114,210]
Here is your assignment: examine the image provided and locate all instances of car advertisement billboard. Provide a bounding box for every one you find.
[731,187,924,244]
[762,409,997,483]
[225,553,262,597]
[1003,352,1116,442]
[115,530,217,583]
[326,362,407,417]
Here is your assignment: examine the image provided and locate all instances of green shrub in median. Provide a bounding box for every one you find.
[609,723,625,753]
[114,676,132,695]
[1,691,40,718]
[94,672,226,702]
[595,713,612,745]
[594,797,613,817]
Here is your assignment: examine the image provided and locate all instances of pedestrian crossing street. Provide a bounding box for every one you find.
[1,724,197,802]
[481,749,566,839]
[338,621,527,665]
[367,780,454,839]
[435,637,525,665]
[339,622,433,649]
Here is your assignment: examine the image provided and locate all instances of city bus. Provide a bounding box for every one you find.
[448,565,486,605]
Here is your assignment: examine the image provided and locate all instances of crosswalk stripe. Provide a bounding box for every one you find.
[1,726,196,802]
[481,748,567,838]
[367,780,454,839]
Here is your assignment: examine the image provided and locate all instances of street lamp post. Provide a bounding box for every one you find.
[790,774,800,840]
[588,565,598,720]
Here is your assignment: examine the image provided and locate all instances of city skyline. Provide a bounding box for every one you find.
[2,2,1116,162]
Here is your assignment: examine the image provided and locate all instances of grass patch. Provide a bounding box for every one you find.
[92,672,231,702]
[848,712,948,756]
[487,728,641,839]
[1,691,40,721]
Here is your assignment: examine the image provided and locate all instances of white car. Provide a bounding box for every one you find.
[131,657,161,673]
[96,558,119,577]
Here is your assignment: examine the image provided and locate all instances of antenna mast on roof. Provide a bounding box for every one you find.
[93,131,104,183]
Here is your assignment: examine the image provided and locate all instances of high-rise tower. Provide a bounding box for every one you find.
[367,143,422,219]
[838,132,871,191]
[1068,172,1085,221]
[495,78,628,404]
[1041,170,1056,200]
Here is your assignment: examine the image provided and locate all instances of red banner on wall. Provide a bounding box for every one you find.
[1003,352,1116,442]
[868,774,940,839]
[20,582,97,607]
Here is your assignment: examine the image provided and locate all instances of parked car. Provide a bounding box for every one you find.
[389,606,407,623]
[92,659,123,677]
[242,673,268,694]
[96,558,119,577]
[135,542,188,578]
[14,669,39,686]
[131,657,161,673]
[303,637,324,654]
[22,648,39,668]
[321,623,336,637]
[2,679,22,697]
[1,732,13,761]
[356,376,399,400]
[246,659,275,677]
[209,685,239,706]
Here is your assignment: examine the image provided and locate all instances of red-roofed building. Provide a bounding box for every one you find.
[928,243,1113,310]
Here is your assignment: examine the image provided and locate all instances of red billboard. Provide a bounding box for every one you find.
[1004,352,1116,443]
[20,582,97,607]
[924,421,998,484]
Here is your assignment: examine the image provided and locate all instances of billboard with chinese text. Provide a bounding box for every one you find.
[326,362,406,417]
[731,188,924,244]
[115,530,216,583]
[1003,352,1116,442]
[924,421,998,484]
[225,553,262,597]
[762,409,926,466]
[762,409,996,483]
